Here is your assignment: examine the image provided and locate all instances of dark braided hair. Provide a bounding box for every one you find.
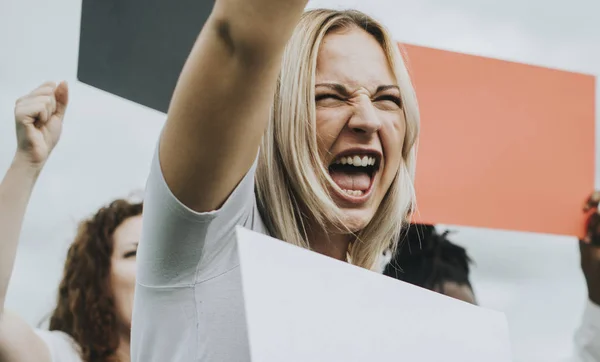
[383,223,473,292]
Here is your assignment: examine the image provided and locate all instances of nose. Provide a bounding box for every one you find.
[347,95,382,136]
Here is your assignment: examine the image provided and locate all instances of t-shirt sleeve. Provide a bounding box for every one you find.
[35,330,82,362]
[136,142,259,287]
[571,299,600,362]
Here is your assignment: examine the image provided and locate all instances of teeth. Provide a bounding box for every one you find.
[343,189,365,197]
[333,155,377,167]
[361,156,369,167]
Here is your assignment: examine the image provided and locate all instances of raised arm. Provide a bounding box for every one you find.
[0,82,69,362]
[160,0,308,212]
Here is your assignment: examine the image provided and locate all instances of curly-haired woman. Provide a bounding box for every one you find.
[0,81,141,362]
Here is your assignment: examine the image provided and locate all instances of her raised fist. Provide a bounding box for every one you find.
[13,81,69,167]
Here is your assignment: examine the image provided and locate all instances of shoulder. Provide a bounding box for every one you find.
[35,330,82,362]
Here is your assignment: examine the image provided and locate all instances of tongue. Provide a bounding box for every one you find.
[329,169,371,191]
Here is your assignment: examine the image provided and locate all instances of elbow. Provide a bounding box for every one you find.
[208,14,287,67]
[211,16,237,57]
[208,0,309,63]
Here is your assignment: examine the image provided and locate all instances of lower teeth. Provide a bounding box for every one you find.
[343,189,364,197]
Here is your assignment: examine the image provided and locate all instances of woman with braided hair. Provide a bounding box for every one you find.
[383,223,476,304]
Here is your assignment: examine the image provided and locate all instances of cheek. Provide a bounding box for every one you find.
[110,263,136,324]
[111,263,137,299]
[384,111,406,141]
[315,108,351,152]
[380,114,406,167]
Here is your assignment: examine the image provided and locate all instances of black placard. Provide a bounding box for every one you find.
[78,0,214,113]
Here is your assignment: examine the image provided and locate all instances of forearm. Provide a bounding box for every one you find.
[0,154,41,313]
[161,0,309,212]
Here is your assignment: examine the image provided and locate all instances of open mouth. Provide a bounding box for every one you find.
[328,153,381,199]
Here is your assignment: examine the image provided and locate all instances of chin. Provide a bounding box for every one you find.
[339,208,375,233]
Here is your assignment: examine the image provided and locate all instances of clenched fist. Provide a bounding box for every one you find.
[13,81,69,167]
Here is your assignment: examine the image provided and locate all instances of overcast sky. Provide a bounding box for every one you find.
[0,0,598,361]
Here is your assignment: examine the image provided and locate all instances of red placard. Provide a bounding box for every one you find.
[403,43,595,237]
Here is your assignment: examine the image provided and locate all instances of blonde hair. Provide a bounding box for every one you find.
[256,9,420,271]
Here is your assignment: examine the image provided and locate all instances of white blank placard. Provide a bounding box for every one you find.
[236,226,512,362]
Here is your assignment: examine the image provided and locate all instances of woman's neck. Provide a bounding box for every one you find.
[307,227,352,261]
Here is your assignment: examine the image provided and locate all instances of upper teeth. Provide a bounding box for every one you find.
[334,155,376,167]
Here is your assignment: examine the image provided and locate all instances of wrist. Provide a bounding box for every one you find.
[10,152,44,178]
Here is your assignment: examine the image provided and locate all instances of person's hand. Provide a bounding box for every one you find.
[583,191,600,213]
[13,81,69,168]
[581,191,600,305]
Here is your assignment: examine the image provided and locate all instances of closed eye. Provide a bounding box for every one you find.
[315,93,344,102]
[375,95,402,107]
[124,250,137,258]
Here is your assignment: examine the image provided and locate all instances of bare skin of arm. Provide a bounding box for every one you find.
[0,82,69,362]
[160,0,308,212]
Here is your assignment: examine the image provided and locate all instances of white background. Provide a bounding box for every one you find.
[1,0,599,361]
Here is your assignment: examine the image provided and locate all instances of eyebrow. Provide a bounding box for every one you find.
[315,83,351,96]
[376,85,401,93]
[315,83,400,95]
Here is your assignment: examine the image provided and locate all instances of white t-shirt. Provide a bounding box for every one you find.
[568,300,600,362]
[131,145,600,362]
[131,146,267,362]
[35,330,81,362]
